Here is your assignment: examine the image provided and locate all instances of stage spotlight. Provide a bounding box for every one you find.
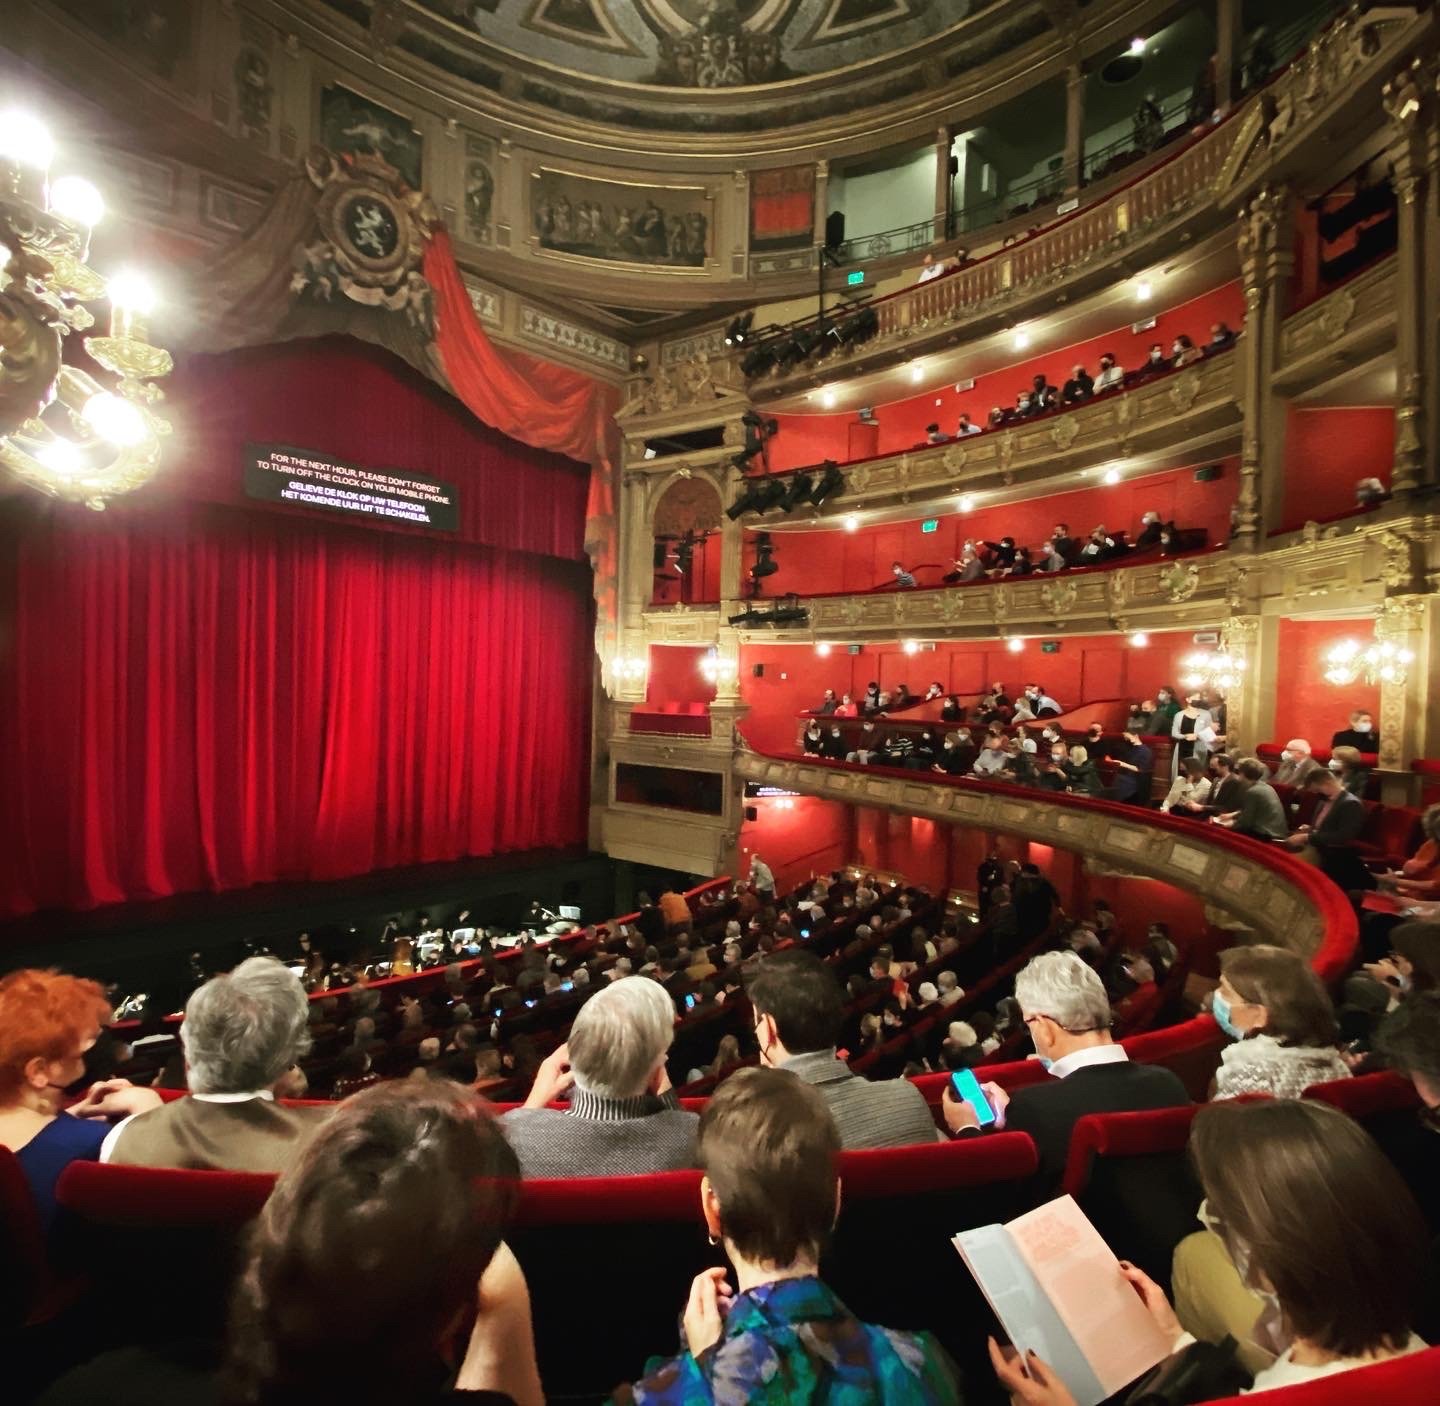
[752,477,788,513]
[725,311,755,346]
[809,461,844,508]
[751,532,779,581]
[780,471,814,511]
[741,344,776,378]
[726,481,762,519]
[731,450,755,473]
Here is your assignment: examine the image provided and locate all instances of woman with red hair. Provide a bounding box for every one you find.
[0,970,155,1229]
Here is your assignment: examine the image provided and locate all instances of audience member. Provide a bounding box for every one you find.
[1331,709,1379,752]
[615,1069,960,1403]
[0,970,162,1231]
[1208,321,1237,350]
[99,958,323,1171]
[891,561,917,588]
[942,952,1188,1186]
[1327,744,1370,798]
[1213,758,1288,840]
[1210,945,1350,1099]
[956,412,981,436]
[1376,805,1440,902]
[846,720,882,765]
[1288,768,1369,888]
[1171,333,1203,367]
[747,950,938,1149]
[1273,738,1323,786]
[1061,364,1093,403]
[1161,756,1212,813]
[915,251,945,284]
[499,977,698,1176]
[1108,729,1155,805]
[1094,351,1124,393]
[1063,744,1103,797]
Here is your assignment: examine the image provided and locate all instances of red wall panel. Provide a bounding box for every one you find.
[746,459,1236,596]
[646,645,718,705]
[739,794,853,895]
[1280,407,1394,531]
[1272,618,1380,744]
[767,283,1247,470]
[739,630,1204,735]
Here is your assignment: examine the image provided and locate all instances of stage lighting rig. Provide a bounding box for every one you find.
[809,461,844,508]
[751,477,787,514]
[724,311,755,346]
[780,471,814,512]
[750,531,779,583]
[726,480,762,519]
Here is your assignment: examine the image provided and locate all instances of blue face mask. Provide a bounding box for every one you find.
[1212,990,1244,1041]
[1037,1057,1054,1073]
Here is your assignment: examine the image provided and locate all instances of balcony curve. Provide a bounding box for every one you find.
[733,742,1359,1070]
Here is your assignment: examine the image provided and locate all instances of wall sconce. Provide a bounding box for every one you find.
[1323,637,1413,687]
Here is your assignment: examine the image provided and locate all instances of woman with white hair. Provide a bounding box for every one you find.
[498,977,698,1177]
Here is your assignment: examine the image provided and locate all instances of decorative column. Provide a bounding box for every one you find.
[1234,184,1294,549]
[1382,58,1439,497]
[1220,614,1273,755]
[1063,64,1086,194]
[812,159,830,248]
[1375,596,1439,799]
[1215,0,1241,113]
[933,128,953,241]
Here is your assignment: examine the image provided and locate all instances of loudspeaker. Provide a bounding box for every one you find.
[652,541,667,569]
[752,663,765,677]
[947,154,959,176]
[744,805,759,822]
[825,210,845,252]
[1194,463,1224,482]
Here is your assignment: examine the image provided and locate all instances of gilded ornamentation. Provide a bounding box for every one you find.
[991,583,1011,628]
[1050,415,1079,450]
[1225,563,1252,612]
[942,443,968,474]
[1038,579,1078,621]
[1298,520,1342,547]
[1376,528,1420,590]
[997,431,1015,473]
[1167,369,1202,414]
[1160,561,1200,603]
[1317,287,1357,343]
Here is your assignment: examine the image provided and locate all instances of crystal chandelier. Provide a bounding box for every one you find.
[1323,636,1414,687]
[1179,647,1246,693]
[0,107,172,510]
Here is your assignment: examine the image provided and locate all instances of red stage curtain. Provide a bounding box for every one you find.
[0,501,593,918]
[160,337,591,561]
[750,165,817,248]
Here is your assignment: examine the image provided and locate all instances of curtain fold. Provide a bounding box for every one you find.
[0,503,593,919]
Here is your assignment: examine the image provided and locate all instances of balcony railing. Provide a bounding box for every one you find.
[725,544,1236,641]
[739,349,1242,520]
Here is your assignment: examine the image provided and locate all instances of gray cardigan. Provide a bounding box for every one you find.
[500,1087,698,1178]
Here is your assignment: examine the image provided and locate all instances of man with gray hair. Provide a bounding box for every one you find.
[940,950,1188,1186]
[101,957,327,1171]
[500,976,697,1177]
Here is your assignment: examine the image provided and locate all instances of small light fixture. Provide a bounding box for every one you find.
[1012,327,1031,351]
[816,642,832,657]
[820,387,837,408]
[958,494,975,512]
[1129,631,1149,648]
[910,363,925,384]
[1006,637,1024,654]
[1129,37,1146,55]
[1102,466,1122,486]
[843,513,860,532]
[1134,278,1153,301]
[903,639,920,655]
[49,175,105,228]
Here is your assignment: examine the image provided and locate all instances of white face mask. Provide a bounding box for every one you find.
[1051,750,1065,761]
[1281,750,1293,761]
[1355,722,1371,733]
[1328,760,1343,773]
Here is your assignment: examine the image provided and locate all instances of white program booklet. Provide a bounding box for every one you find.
[954,1194,1174,1406]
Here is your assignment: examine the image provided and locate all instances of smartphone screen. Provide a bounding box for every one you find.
[559,980,573,993]
[950,1067,997,1127]
[524,998,538,1009]
[684,993,697,1010]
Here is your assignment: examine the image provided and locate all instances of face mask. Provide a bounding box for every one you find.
[1355,723,1371,734]
[1328,760,1343,774]
[1211,990,1245,1041]
[1280,750,1293,761]
[1051,751,1065,761]
[1037,1056,1054,1073]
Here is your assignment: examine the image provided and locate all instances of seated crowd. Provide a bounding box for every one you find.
[915,323,1237,448]
[3,819,1438,1403]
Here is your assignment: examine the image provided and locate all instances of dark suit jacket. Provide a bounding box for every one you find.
[1208,774,1248,813]
[1235,780,1288,840]
[1309,787,1367,848]
[1109,744,1154,802]
[1004,1059,1191,1188]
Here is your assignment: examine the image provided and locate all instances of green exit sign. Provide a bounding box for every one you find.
[1041,641,1061,654]
[846,270,865,287]
[921,519,939,533]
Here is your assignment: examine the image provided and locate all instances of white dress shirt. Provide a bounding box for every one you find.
[1049,1042,1129,1080]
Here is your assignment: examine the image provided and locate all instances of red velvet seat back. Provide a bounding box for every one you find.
[0,1146,62,1331]
[1198,1346,1440,1403]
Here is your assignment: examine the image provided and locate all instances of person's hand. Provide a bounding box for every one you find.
[457,1242,543,1406]
[523,1043,574,1109]
[988,1337,1079,1406]
[1363,958,1405,988]
[1118,1261,1183,1341]
[683,1266,734,1358]
[941,1080,1008,1134]
[69,1080,164,1122]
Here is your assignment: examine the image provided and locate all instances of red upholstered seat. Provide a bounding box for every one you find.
[1198,1346,1440,1403]
[1302,1069,1419,1119]
[1060,1105,1204,1289]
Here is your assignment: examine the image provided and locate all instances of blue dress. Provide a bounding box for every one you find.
[16,1112,109,1231]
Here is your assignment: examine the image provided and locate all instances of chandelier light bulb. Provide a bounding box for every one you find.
[106,268,158,316]
[49,174,105,226]
[82,391,147,447]
[36,438,84,477]
[0,109,55,169]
